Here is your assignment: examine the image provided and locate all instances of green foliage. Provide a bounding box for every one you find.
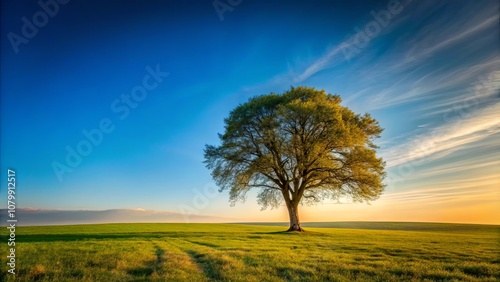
[1,223,499,281]
[204,86,386,212]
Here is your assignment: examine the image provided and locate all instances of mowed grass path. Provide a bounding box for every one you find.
[1,223,499,281]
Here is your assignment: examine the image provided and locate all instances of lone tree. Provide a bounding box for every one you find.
[204,87,385,231]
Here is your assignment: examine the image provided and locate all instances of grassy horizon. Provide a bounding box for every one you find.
[1,222,499,281]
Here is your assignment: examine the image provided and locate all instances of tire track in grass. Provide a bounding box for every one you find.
[153,244,165,271]
[151,239,209,281]
[175,238,226,281]
[184,249,224,281]
[174,238,260,282]
[126,243,165,278]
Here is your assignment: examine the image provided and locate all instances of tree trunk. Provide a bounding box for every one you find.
[286,204,304,232]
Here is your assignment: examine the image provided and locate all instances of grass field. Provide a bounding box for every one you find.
[1,222,499,281]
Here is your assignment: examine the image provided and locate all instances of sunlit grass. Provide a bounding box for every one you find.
[1,223,499,281]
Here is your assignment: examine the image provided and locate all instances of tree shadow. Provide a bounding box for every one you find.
[250,230,307,235]
[17,233,167,242]
[250,230,330,237]
[183,240,220,248]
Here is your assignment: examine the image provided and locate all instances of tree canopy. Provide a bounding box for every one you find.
[204,86,385,231]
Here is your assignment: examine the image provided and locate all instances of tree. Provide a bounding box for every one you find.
[204,86,385,231]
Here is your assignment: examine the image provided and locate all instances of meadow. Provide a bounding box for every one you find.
[1,222,499,281]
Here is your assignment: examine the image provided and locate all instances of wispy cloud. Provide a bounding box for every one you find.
[383,101,500,168]
[294,44,347,83]
[381,172,499,202]
[404,10,499,64]
[410,157,500,180]
[240,1,499,114]
[420,68,500,117]
[360,59,500,111]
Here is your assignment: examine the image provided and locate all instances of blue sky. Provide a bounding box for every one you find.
[1,0,499,223]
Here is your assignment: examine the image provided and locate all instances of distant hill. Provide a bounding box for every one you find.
[0,208,236,226]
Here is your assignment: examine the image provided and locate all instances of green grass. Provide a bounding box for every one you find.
[1,223,499,281]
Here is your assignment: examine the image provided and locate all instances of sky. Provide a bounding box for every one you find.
[1,0,499,224]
